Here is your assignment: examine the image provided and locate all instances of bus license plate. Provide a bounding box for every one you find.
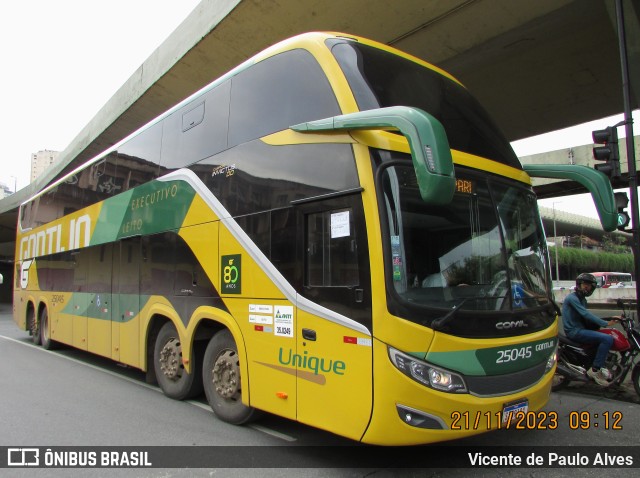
[502,400,528,425]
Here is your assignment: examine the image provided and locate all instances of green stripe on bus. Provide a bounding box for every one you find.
[425,337,557,375]
[60,293,150,323]
[116,180,196,239]
[90,190,135,245]
[87,179,198,244]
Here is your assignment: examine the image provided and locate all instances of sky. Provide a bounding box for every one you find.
[0,0,200,191]
[0,0,637,221]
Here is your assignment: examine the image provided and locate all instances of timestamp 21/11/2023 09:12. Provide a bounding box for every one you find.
[450,410,624,431]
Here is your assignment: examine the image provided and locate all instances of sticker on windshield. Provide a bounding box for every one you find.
[391,235,402,281]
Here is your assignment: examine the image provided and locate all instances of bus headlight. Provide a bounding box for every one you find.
[388,347,467,393]
[544,344,558,375]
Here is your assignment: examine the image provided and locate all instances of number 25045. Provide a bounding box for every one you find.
[496,346,532,364]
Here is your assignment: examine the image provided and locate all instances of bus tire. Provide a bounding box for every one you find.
[28,308,41,346]
[154,322,203,400]
[40,308,58,350]
[203,329,258,425]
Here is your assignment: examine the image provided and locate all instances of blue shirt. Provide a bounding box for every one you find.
[561,291,608,338]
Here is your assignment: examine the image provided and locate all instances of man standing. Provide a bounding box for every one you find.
[561,273,618,386]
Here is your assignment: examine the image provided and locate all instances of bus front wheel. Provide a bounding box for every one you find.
[153,322,202,400]
[203,329,258,424]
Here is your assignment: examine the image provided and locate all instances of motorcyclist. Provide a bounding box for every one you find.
[561,273,619,386]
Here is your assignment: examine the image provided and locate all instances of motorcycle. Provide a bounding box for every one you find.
[553,298,640,397]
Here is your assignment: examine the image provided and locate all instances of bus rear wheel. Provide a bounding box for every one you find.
[28,308,41,346]
[203,329,258,424]
[154,322,202,400]
[40,308,57,350]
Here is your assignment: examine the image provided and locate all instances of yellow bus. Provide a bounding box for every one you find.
[13,32,618,445]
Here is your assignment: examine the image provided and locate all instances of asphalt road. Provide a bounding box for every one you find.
[1,303,639,477]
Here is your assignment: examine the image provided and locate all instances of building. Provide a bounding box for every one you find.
[31,149,60,182]
[0,182,12,199]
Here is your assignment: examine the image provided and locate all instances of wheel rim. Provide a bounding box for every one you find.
[212,350,240,400]
[159,337,183,381]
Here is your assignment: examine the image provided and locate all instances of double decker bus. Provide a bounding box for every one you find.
[14,32,618,445]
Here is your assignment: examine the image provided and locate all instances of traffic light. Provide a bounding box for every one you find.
[614,191,630,231]
[592,126,620,178]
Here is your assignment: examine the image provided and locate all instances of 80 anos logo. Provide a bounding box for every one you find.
[221,254,241,294]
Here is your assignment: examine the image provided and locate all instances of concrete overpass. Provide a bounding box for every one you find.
[521,136,640,198]
[0,0,638,274]
[538,206,631,243]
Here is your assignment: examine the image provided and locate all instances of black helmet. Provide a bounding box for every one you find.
[576,273,597,296]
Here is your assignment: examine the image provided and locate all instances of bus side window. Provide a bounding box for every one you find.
[37,185,71,226]
[228,49,340,147]
[305,209,359,287]
[82,153,121,202]
[20,199,37,230]
[300,199,371,330]
[118,120,163,190]
[140,233,175,297]
[160,81,230,171]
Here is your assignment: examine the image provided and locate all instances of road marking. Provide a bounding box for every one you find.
[0,334,160,392]
[183,400,296,441]
[185,399,211,412]
[0,334,297,442]
[247,424,297,442]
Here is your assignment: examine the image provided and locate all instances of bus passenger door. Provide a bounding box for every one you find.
[296,205,373,441]
[112,237,141,366]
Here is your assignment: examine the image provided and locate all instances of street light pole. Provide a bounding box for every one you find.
[10,175,17,194]
[552,202,561,288]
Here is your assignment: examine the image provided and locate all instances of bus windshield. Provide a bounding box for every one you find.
[330,39,520,168]
[377,158,552,333]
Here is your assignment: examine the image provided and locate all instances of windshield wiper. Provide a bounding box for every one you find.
[429,292,513,329]
[430,299,468,331]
